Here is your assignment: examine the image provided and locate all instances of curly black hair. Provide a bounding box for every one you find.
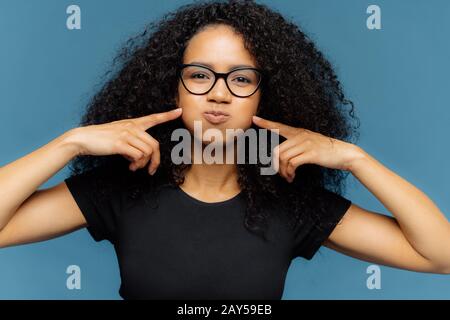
[68,0,360,242]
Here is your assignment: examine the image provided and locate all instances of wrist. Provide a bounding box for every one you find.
[346,144,369,173]
[58,128,84,158]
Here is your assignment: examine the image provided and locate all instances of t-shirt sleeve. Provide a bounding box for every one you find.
[64,167,125,244]
[293,188,352,260]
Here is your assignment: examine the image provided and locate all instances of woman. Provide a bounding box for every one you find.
[0,0,449,300]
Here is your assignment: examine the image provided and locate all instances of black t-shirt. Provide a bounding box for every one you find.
[64,168,351,300]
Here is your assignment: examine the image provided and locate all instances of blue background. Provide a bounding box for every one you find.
[0,0,449,299]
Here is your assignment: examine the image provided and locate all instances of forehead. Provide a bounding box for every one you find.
[183,24,258,71]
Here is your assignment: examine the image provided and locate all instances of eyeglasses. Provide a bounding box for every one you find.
[178,64,263,98]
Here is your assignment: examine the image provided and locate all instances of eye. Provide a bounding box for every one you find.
[191,73,210,79]
[232,76,251,84]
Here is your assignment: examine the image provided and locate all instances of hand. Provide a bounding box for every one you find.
[69,108,183,175]
[252,115,362,183]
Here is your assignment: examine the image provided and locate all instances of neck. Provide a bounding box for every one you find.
[183,162,239,191]
[180,138,241,198]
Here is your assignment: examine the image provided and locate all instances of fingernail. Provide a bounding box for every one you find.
[150,169,156,175]
[174,108,182,112]
[253,115,261,121]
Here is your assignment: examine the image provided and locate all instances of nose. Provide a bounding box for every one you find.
[206,77,232,103]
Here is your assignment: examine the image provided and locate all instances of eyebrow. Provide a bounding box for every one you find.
[187,61,257,70]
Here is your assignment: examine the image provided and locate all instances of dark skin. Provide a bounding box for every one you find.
[0,22,448,275]
[175,24,260,202]
[124,24,450,274]
[173,24,450,274]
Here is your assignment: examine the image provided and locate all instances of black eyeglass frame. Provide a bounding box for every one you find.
[178,63,263,98]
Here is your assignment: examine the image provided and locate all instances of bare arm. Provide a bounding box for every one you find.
[0,108,182,248]
[0,180,88,248]
[0,130,81,231]
[325,149,450,274]
[324,204,449,274]
[0,130,92,248]
[251,116,450,274]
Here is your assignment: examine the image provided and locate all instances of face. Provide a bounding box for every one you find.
[175,24,261,146]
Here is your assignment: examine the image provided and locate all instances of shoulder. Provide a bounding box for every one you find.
[314,187,352,210]
[288,187,352,234]
[65,165,143,203]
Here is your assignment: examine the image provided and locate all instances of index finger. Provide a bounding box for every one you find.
[252,115,294,139]
[135,108,183,129]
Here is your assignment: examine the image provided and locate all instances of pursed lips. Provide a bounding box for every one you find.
[202,110,230,124]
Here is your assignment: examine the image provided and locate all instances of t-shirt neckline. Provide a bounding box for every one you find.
[176,185,243,207]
